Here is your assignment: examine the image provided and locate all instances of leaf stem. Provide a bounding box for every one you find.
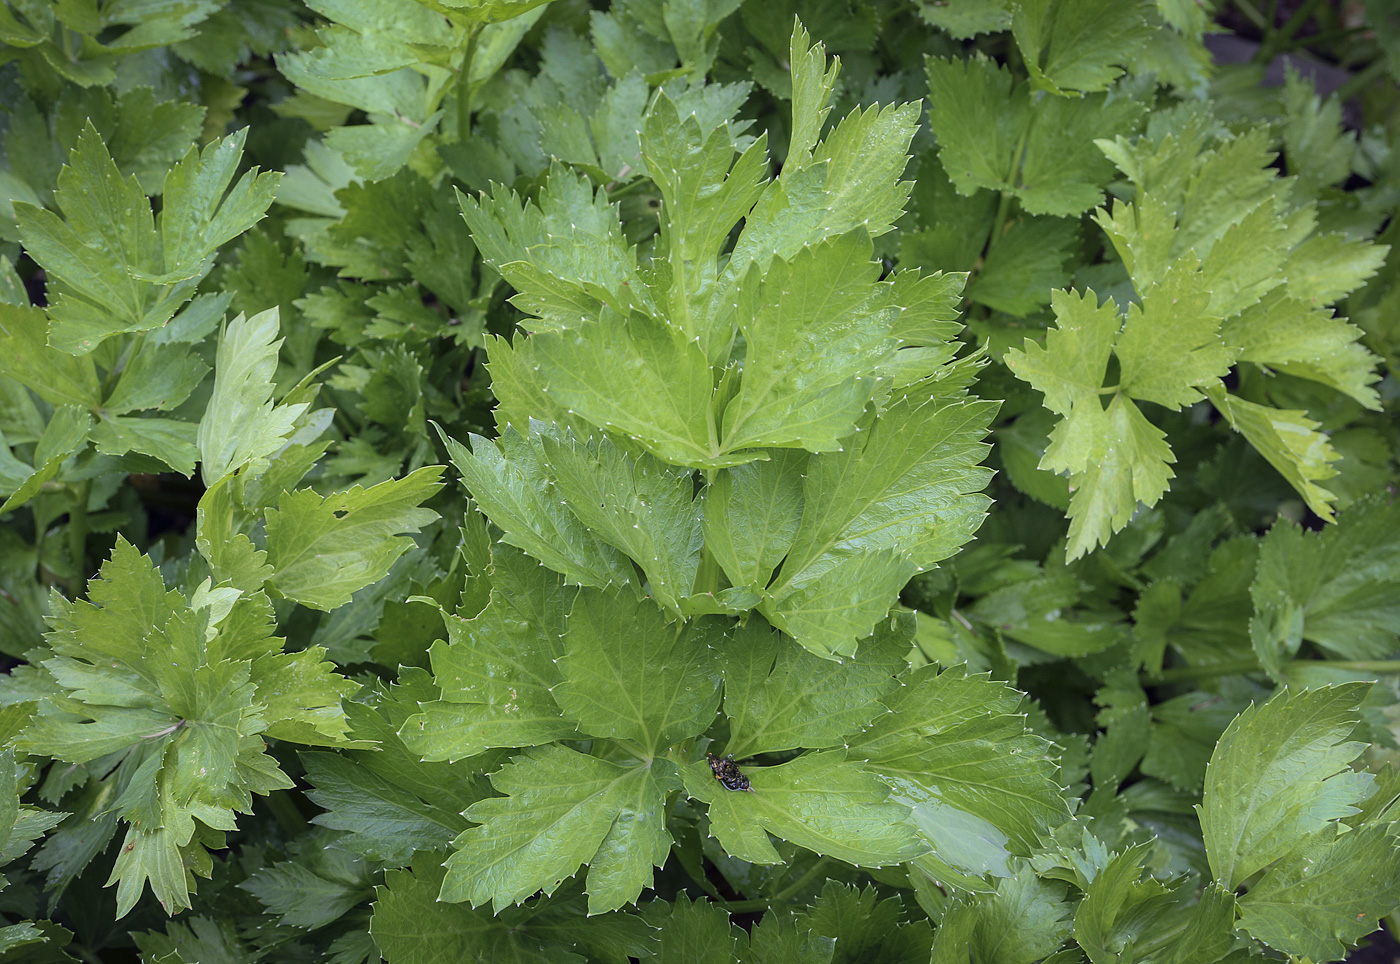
[456,26,480,141]
[1145,658,1400,685]
[1332,58,1388,105]
[1230,0,1268,31]
[66,479,92,598]
[772,855,831,902]
[1257,0,1325,62]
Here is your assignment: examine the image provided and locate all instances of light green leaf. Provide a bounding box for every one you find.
[851,666,1069,856]
[0,304,100,407]
[459,166,648,332]
[702,449,806,592]
[540,430,702,614]
[264,466,443,611]
[763,392,996,657]
[90,415,199,476]
[444,746,678,914]
[1012,0,1155,95]
[682,750,925,867]
[405,548,578,761]
[1200,683,1373,890]
[0,404,92,514]
[197,308,309,486]
[1054,394,1176,562]
[194,479,273,594]
[640,90,768,358]
[440,427,637,590]
[1249,495,1400,666]
[1005,288,1119,417]
[1237,822,1400,962]
[555,589,723,754]
[719,234,893,454]
[1223,289,1380,410]
[1205,385,1339,523]
[529,308,726,467]
[719,619,903,759]
[1115,259,1232,410]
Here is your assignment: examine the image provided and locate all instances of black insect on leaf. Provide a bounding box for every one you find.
[707,752,753,792]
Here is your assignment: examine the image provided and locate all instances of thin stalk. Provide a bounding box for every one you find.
[771,856,832,902]
[455,25,480,141]
[264,790,309,836]
[1230,0,1268,31]
[1257,0,1325,62]
[987,112,1033,256]
[1145,658,1400,685]
[66,479,92,598]
[1333,58,1388,105]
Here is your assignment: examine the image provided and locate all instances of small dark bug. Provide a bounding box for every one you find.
[706,752,753,792]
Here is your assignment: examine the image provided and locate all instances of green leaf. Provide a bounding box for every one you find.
[16,126,276,354]
[440,427,637,590]
[90,415,200,476]
[761,392,996,658]
[264,465,443,611]
[406,549,578,761]
[915,0,1012,38]
[0,405,92,515]
[966,215,1077,317]
[301,752,471,864]
[1250,495,1400,667]
[239,846,371,930]
[197,308,309,486]
[1200,683,1373,890]
[927,58,1142,217]
[540,430,702,614]
[719,620,902,759]
[1115,259,1232,410]
[1072,843,1176,964]
[1237,821,1400,962]
[649,894,742,964]
[702,449,806,592]
[0,304,100,407]
[719,234,892,454]
[850,666,1069,859]
[528,307,725,467]
[683,750,925,867]
[373,853,657,964]
[555,589,723,754]
[931,870,1072,964]
[102,341,208,414]
[443,745,679,914]
[1012,0,1155,95]
[804,881,933,964]
[1204,385,1339,523]
[304,675,492,863]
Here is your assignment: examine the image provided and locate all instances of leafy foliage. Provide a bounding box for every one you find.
[1,0,1400,962]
